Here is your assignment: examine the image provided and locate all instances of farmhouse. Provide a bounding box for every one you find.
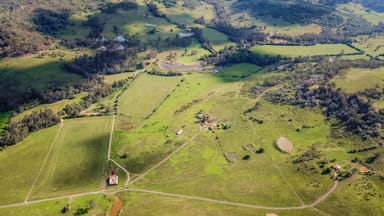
[109,169,119,186]
[145,23,157,27]
[115,45,125,51]
[115,35,126,42]
[96,36,108,42]
[178,32,194,38]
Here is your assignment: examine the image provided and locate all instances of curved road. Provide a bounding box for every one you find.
[0,181,339,210]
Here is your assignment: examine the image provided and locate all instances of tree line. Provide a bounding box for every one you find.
[0,109,60,146]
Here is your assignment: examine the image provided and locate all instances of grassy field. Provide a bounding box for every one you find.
[219,63,262,81]
[30,116,111,199]
[0,48,90,104]
[0,112,10,135]
[103,72,135,84]
[113,73,241,173]
[120,191,324,216]
[117,73,182,122]
[332,67,384,93]
[156,0,216,25]
[353,34,384,58]
[0,126,59,204]
[156,39,210,65]
[251,44,358,57]
[0,194,112,216]
[132,97,337,206]
[201,28,236,51]
[338,3,384,25]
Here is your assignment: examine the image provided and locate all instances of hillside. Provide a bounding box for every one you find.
[0,0,384,215]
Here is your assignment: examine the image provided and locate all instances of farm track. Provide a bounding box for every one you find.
[0,181,339,210]
[1,80,339,211]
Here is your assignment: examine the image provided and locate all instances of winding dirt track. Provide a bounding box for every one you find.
[0,181,338,210]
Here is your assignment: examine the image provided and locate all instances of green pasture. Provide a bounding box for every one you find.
[0,126,58,204]
[132,95,338,206]
[219,63,262,81]
[0,48,88,103]
[120,191,323,216]
[353,34,384,58]
[251,44,358,57]
[103,72,135,84]
[0,112,10,135]
[113,73,240,174]
[30,116,111,199]
[0,194,112,216]
[202,28,236,51]
[117,73,182,122]
[332,67,384,93]
[338,3,384,25]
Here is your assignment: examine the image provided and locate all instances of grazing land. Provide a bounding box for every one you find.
[332,67,384,93]
[251,44,358,57]
[29,117,111,199]
[1,0,384,215]
[117,74,182,121]
[0,125,58,204]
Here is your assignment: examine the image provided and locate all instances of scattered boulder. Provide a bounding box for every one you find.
[224,152,237,162]
[243,144,254,151]
[276,137,293,153]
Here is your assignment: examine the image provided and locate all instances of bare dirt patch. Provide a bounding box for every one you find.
[109,196,124,216]
[276,137,293,153]
[159,62,202,72]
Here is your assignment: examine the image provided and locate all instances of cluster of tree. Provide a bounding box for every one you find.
[60,76,125,118]
[263,59,384,141]
[83,15,104,39]
[100,1,138,13]
[0,109,60,146]
[32,8,71,36]
[171,35,193,47]
[64,49,141,78]
[146,3,164,17]
[0,0,102,57]
[269,84,384,141]
[147,70,182,76]
[155,0,177,8]
[200,48,282,67]
[0,21,53,57]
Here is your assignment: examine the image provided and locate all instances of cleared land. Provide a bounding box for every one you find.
[117,73,182,121]
[0,48,91,104]
[332,67,384,93]
[353,34,384,58]
[0,112,10,135]
[338,3,384,25]
[132,98,336,206]
[0,194,112,216]
[0,126,58,204]
[29,116,111,199]
[219,63,262,81]
[251,44,358,57]
[103,72,135,84]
